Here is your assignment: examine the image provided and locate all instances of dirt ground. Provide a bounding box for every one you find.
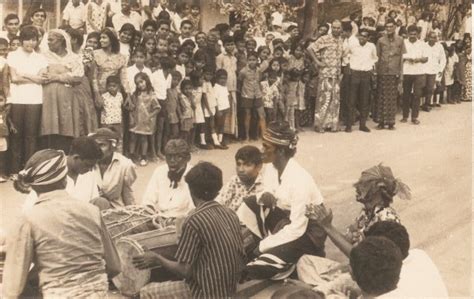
[0,102,472,297]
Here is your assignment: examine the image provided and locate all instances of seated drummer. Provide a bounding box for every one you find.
[141,139,194,220]
[90,127,137,209]
[21,136,110,211]
[133,162,246,298]
[216,145,264,212]
[3,149,121,298]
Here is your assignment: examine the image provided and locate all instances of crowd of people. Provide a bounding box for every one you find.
[0,0,471,183]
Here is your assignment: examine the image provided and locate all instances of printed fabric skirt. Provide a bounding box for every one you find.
[314,77,340,131]
[377,75,398,125]
[463,60,472,101]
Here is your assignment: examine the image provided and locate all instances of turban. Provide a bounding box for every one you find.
[263,121,298,150]
[354,164,411,203]
[15,149,68,193]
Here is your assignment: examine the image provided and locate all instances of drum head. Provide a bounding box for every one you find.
[112,238,151,296]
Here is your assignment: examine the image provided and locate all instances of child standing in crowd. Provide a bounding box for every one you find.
[127,47,152,94]
[129,73,161,166]
[214,69,230,149]
[202,66,223,149]
[0,95,15,182]
[261,71,281,123]
[444,44,459,104]
[190,70,212,149]
[282,69,300,130]
[167,70,183,139]
[101,76,124,144]
[176,48,189,80]
[178,79,195,146]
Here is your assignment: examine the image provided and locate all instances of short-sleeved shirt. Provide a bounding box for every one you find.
[151,69,172,100]
[62,2,86,29]
[7,48,48,104]
[376,34,406,76]
[175,201,245,298]
[239,66,263,99]
[307,34,343,78]
[214,84,230,111]
[216,53,237,92]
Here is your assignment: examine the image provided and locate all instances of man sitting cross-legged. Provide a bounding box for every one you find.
[133,162,246,298]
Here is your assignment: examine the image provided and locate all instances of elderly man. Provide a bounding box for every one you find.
[422,31,446,110]
[142,139,194,219]
[307,20,344,133]
[3,149,121,298]
[90,127,137,209]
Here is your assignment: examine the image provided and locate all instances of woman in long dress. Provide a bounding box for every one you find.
[40,29,84,152]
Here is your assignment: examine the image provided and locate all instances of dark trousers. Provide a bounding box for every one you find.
[347,70,371,127]
[10,104,42,174]
[423,74,437,106]
[339,67,351,121]
[402,74,425,120]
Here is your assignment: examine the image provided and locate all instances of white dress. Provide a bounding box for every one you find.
[192,87,205,124]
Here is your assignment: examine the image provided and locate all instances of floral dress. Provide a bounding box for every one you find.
[92,50,130,95]
[86,1,108,33]
[463,48,472,101]
[345,205,400,245]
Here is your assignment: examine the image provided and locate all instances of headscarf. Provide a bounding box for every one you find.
[263,121,298,150]
[40,29,73,56]
[354,164,411,204]
[14,149,68,193]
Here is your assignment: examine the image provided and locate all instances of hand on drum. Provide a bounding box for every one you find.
[132,250,161,270]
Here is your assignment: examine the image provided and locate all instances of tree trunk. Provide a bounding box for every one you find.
[301,0,319,39]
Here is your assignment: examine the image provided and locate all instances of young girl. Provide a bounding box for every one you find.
[190,70,212,149]
[167,70,183,139]
[129,73,161,166]
[261,71,281,123]
[282,69,300,130]
[141,36,157,69]
[127,47,153,94]
[178,79,195,146]
[265,58,282,79]
[118,23,136,61]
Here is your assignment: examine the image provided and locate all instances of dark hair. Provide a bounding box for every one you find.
[0,38,8,47]
[273,46,284,54]
[119,23,136,42]
[31,8,47,18]
[272,38,284,46]
[67,28,84,48]
[181,39,196,49]
[350,236,403,296]
[180,79,192,92]
[215,23,231,36]
[359,28,370,36]
[407,25,418,34]
[171,70,183,80]
[106,75,121,87]
[157,10,171,21]
[247,50,258,60]
[143,19,158,31]
[185,162,223,201]
[221,35,235,45]
[87,31,100,42]
[157,19,171,28]
[235,145,262,165]
[365,221,410,259]
[9,36,20,45]
[160,56,176,70]
[132,46,147,57]
[342,21,353,33]
[69,136,103,160]
[385,18,396,26]
[101,28,120,53]
[193,50,207,62]
[134,72,154,95]
[4,13,19,25]
[19,25,39,43]
[215,68,228,78]
[180,19,193,29]
[168,36,181,45]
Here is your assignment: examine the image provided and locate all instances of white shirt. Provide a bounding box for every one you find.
[213,84,230,111]
[378,249,449,298]
[151,69,172,100]
[6,48,48,105]
[258,159,324,252]
[403,39,426,75]
[127,64,152,93]
[342,35,359,67]
[62,2,86,29]
[22,172,99,213]
[423,42,446,77]
[349,41,378,71]
[141,164,195,219]
[112,11,142,31]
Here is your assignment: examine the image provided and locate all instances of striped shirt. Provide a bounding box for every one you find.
[175,201,245,298]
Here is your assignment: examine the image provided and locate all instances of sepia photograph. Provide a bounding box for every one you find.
[0,0,472,298]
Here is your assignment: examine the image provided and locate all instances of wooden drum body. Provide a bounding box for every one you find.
[102,205,157,241]
[112,228,178,296]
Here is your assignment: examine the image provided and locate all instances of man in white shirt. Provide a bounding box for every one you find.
[401,25,428,124]
[142,139,194,219]
[62,0,86,33]
[23,136,104,212]
[112,0,142,31]
[0,14,20,42]
[178,20,195,44]
[422,31,446,109]
[346,28,378,133]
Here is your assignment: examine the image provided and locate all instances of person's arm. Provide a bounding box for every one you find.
[2,219,34,298]
[2,64,10,97]
[306,42,325,68]
[9,66,44,85]
[99,217,121,279]
[438,46,446,79]
[121,161,137,206]
[306,204,353,257]
[141,168,160,210]
[201,93,211,115]
[133,251,192,279]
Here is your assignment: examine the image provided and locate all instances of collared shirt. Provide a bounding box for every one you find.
[376,34,406,75]
[423,42,447,77]
[94,152,137,208]
[2,190,120,298]
[307,34,343,78]
[216,53,237,91]
[151,69,172,100]
[62,2,86,29]
[238,66,264,99]
[142,164,195,218]
[349,41,378,71]
[216,174,264,212]
[403,39,427,75]
[176,201,245,298]
[22,171,100,212]
[214,84,230,111]
[259,159,324,252]
[127,64,152,93]
[112,11,141,31]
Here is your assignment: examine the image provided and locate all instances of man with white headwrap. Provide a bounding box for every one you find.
[3,149,121,298]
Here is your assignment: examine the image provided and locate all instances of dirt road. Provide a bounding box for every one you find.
[1,102,471,297]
